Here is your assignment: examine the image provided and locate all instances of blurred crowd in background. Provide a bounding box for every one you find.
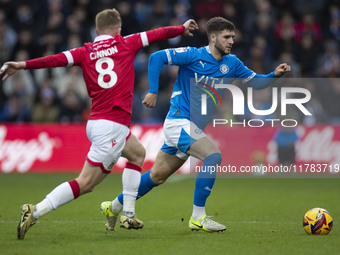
[0,0,339,125]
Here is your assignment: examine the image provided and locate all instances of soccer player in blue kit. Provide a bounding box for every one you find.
[101,17,290,232]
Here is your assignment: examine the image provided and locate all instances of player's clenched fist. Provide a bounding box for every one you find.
[142,93,158,108]
[274,63,291,77]
[182,19,198,37]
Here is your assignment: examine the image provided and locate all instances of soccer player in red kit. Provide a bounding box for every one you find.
[0,8,198,240]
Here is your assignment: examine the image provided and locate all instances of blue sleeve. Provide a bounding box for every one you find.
[148,50,168,94]
[235,58,256,80]
[234,57,276,89]
[248,72,276,89]
[148,47,193,94]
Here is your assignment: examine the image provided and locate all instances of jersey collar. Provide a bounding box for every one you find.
[205,45,228,62]
[94,35,114,42]
[205,45,220,62]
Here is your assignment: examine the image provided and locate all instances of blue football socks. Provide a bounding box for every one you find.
[193,153,222,207]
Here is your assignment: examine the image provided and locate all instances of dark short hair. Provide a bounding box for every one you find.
[206,17,235,36]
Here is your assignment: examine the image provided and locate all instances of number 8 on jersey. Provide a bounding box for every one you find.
[96,57,118,89]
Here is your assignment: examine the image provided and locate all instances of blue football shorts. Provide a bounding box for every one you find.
[161,118,206,160]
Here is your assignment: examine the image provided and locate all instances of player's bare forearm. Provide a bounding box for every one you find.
[142,93,158,108]
[0,61,26,81]
[274,63,291,77]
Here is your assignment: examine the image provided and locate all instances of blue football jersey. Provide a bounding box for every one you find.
[148,46,275,129]
[163,46,255,127]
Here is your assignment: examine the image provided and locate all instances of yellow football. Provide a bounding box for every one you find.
[303,208,333,235]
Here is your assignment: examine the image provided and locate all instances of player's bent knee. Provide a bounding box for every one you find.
[152,177,166,185]
[150,171,167,185]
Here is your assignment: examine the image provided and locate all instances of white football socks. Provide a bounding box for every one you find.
[122,168,141,217]
[112,197,123,215]
[192,205,206,221]
[33,182,75,220]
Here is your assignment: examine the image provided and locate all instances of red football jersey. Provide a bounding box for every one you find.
[25,26,185,126]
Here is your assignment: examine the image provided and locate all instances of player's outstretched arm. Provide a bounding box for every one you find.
[145,19,198,46]
[247,63,291,89]
[182,19,198,37]
[274,63,291,77]
[2,52,70,82]
[142,93,158,108]
[0,61,26,81]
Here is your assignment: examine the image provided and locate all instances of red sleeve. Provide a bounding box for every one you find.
[25,53,69,69]
[126,25,185,52]
[146,25,185,45]
[68,47,86,66]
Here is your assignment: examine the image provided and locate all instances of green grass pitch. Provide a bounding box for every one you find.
[0,173,339,255]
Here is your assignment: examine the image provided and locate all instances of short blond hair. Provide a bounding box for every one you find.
[95,8,121,33]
